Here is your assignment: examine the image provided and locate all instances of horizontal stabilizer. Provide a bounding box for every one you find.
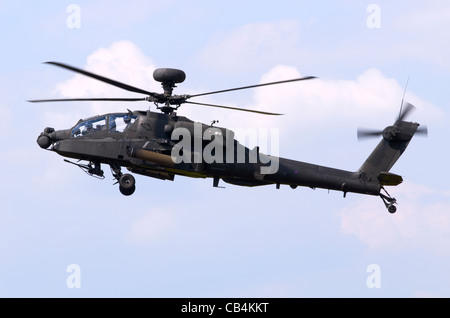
[377,172,403,186]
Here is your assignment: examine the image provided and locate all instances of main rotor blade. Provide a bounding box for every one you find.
[357,128,383,140]
[397,102,416,122]
[44,61,157,97]
[189,76,317,98]
[185,101,283,115]
[28,97,147,103]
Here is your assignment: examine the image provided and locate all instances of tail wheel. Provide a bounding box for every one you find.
[380,187,398,214]
[119,174,136,196]
[388,205,397,214]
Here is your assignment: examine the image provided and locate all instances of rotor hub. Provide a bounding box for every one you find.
[153,68,186,96]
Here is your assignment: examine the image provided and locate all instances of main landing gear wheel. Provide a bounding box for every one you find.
[119,173,136,196]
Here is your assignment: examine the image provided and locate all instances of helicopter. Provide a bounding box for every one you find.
[30,62,427,213]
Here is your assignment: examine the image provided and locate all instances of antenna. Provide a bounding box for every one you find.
[399,76,410,118]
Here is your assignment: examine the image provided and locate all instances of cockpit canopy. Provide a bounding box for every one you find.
[71,113,137,138]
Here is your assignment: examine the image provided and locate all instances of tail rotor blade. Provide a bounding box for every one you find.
[397,102,416,122]
[357,128,383,140]
[416,125,428,137]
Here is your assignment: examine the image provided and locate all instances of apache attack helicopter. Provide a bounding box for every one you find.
[30,62,427,213]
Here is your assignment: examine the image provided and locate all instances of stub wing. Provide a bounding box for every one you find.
[377,172,403,186]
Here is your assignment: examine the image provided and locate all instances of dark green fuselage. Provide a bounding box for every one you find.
[37,109,419,207]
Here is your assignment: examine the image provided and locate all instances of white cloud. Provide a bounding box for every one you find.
[50,40,443,137]
[53,40,157,117]
[203,64,443,150]
[254,65,442,126]
[339,182,450,252]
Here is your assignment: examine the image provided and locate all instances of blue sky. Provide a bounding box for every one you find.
[1,0,450,297]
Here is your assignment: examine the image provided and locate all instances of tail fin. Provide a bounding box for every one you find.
[357,102,427,213]
[358,120,420,184]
